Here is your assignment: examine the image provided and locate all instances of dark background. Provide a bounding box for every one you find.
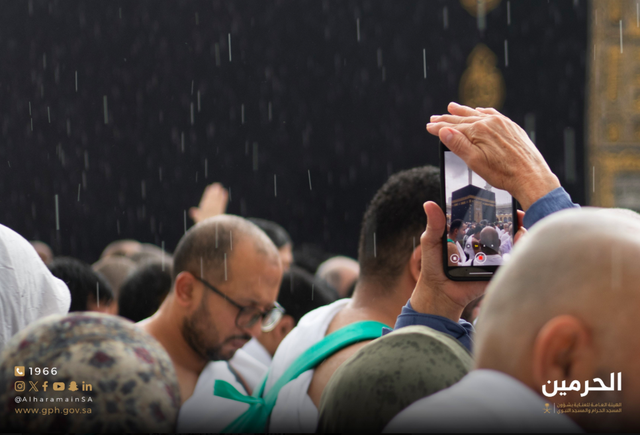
[0,0,587,263]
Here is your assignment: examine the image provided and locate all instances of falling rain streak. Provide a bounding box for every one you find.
[373,232,377,257]
[75,71,78,92]
[55,195,60,230]
[504,40,509,67]
[184,210,187,234]
[274,174,277,197]
[507,1,511,25]
[230,231,233,250]
[197,91,201,112]
[161,241,165,271]
[77,184,81,202]
[423,49,427,79]
[204,159,208,178]
[47,107,51,123]
[241,104,245,124]
[224,253,228,281]
[356,18,360,42]
[308,170,312,190]
[103,96,108,124]
[228,33,232,61]
[443,7,449,29]
[190,103,194,125]
[620,20,623,53]
[96,283,100,308]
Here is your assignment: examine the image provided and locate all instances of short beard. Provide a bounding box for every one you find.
[181,299,224,361]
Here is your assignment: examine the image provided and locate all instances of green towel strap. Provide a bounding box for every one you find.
[215,320,387,433]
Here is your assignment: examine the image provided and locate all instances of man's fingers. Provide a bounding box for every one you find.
[476,107,503,116]
[422,201,446,250]
[439,127,477,163]
[429,114,483,125]
[517,210,525,229]
[514,227,527,244]
[188,207,199,221]
[447,102,481,117]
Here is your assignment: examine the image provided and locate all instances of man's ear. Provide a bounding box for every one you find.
[531,315,595,400]
[409,245,422,283]
[174,271,198,308]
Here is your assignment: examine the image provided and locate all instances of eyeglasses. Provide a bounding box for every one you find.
[193,275,285,332]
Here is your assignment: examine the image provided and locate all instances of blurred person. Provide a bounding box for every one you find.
[387,207,640,433]
[139,215,283,431]
[49,257,117,314]
[476,226,502,265]
[118,262,172,322]
[100,239,142,259]
[0,312,180,432]
[317,324,473,433]
[228,166,440,433]
[244,265,337,366]
[248,217,294,272]
[291,243,333,275]
[315,256,360,298]
[30,240,53,264]
[0,224,70,353]
[447,219,466,263]
[92,255,137,298]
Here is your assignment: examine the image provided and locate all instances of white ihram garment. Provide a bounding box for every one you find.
[0,224,70,353]
[264,299,350,433]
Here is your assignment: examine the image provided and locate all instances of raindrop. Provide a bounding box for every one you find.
[274,174,277,197]
[504,40,509,67]
[181,132,185,153]
[224,253,228,281]
[117,220,121,235]
[195,12,199,25]
[184,210,187,234]
[55,194,60,230]
[119,7,122,19]
[507,1,511,25]
[96,283,100,308]
[443,7,449,29]
[141,180,146,199]
[161,241,165,271]
[30,118,33,131]
[75,71,78,92]
[84,151,89,170]
[230,231,233,250]
[228,33,232,61]
[241,104,245,124]
[377,48,383,67]
[28,101,31,116]
[356,18,360,42]
[197,91,201,112]
[103,95,108,124]
[620,20,623,53]
[191,80,194,95]
[308,170,312,190]
[190,102,194,125]
[373,232,377,257]
[423,49,427,79]
[47,106,51,123]
[77,184,81,202]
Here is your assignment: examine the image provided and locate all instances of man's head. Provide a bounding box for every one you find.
[30,241,53,264]
[474,208,640,432]
[100,239,143,259]
[118,262,172,322]
[92,255,137,298]
[48,257,116,314]
[449,219,463,241]
[478,227,500,256]
[357,166,440,288]
[248,218,293,271]
[258,265,336,356]
[316,256,360,298]
[171,215,282,362]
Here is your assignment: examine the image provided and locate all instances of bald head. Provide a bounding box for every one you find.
[316,256,360,298]
[479,227,500,255]
[172,215,281,285]
[476,207,640,374]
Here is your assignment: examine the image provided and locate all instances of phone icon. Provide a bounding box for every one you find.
[14,366,25,377]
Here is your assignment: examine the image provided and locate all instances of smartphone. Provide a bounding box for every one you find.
[440,142,519,281]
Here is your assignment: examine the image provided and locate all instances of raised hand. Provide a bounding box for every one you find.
[189,183,229,224]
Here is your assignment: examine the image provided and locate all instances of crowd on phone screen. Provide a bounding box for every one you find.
[448,219,514,266]
[1,106,640,433]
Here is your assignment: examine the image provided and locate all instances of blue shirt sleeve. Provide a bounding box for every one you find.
[522,187,579,229]
[382,300,475,352]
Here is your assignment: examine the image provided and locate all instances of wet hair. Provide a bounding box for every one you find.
[172,215,277,284]
[449,219,463,235]
[247,218,292,249]
[118,262,173,322]
[358,166,440,284]
[278,265,336,324]
[48,257,114,311]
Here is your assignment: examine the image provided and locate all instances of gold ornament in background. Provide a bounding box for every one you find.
[459,0,501,17]
[459,44,506,110]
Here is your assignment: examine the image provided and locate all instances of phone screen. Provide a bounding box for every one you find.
[441,145,518,280]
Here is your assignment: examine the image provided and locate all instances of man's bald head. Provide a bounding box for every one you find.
[172,215,281,285]
[479,227,500,255]
[474,208,640,430]
[316,256,360,298]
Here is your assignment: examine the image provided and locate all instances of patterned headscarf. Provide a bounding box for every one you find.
[0,312,181,432]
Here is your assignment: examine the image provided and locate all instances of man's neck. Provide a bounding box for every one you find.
[349,274,414,327]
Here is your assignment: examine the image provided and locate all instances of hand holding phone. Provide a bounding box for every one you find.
[427,103,561,211]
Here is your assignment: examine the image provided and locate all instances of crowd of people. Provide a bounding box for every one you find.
[0,103,638,433]
[448,219,514,266]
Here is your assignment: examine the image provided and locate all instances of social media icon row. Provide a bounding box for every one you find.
[14,381,77,392]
